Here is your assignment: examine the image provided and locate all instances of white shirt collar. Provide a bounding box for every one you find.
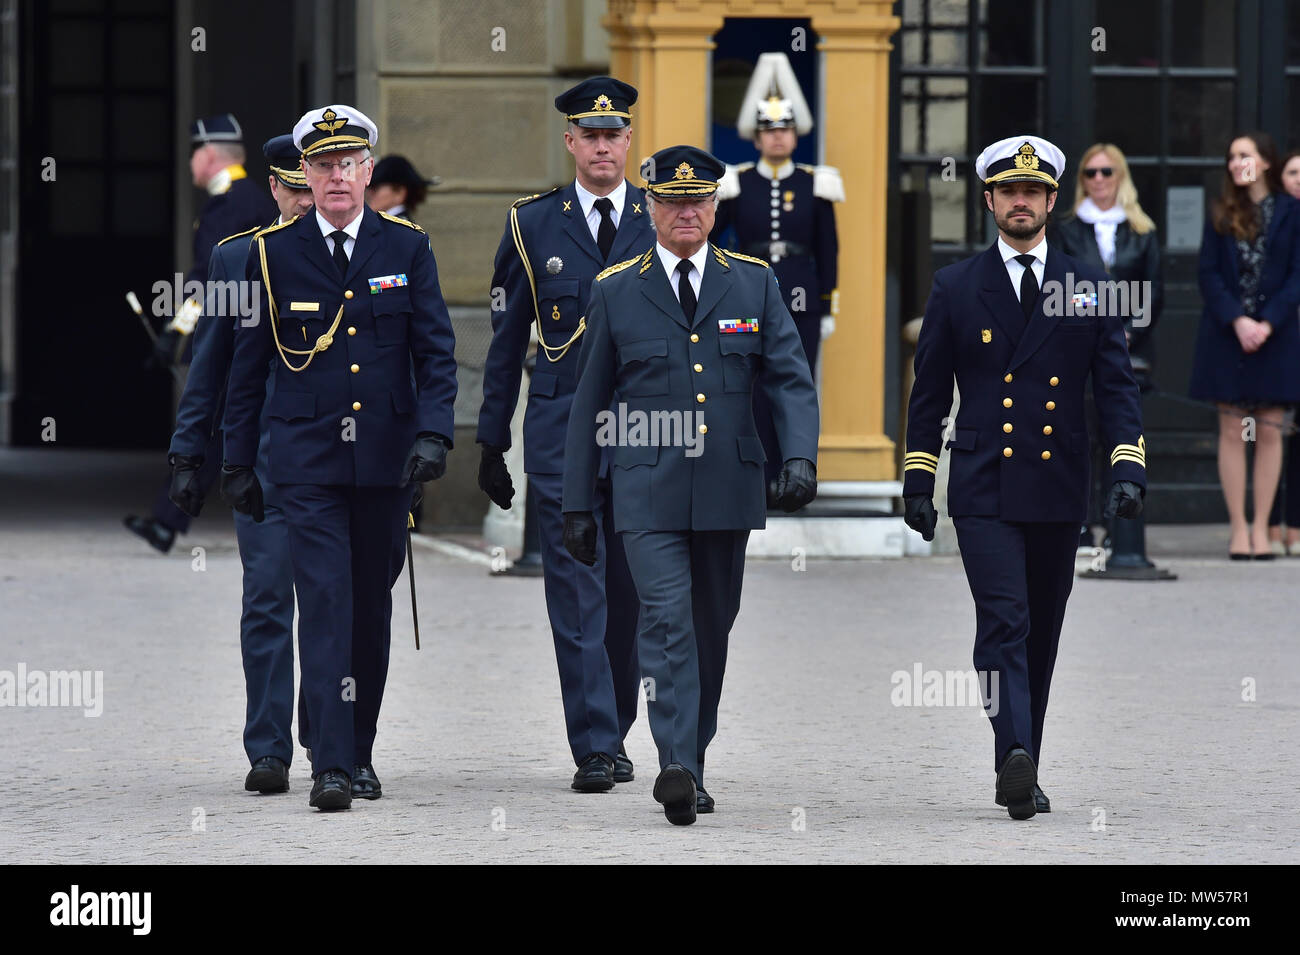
[655,241,710,294]
[998,234,1047,266]
[387,203,406,217]
[316,208,364,241]
[756,159,795,181]
[574,178,626,221]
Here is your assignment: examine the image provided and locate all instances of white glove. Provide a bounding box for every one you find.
[820,314,835,340]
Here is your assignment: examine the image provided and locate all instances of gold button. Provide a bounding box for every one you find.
[344,290,354,300]
[1043,425,1052,435]
[1004,373,1013,383]
[347,326,356,336]
[1003,397,1013,408]
[1050,376,1059,386]
[698,424,708,435]
[350,364,359,373]
[696,393,706,403]
[1003,423,1013,433]
[1041,450,1051,460]
[1046,401,1056,411]
[1003,447,1013,458]
[693,363,703,373]
[352,401,361,411]
[690,333,699,343]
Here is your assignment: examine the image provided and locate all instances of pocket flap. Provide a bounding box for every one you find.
[619,338,668,364]
[268,390,316,421]
[372,288,412,315]
[737,434,766,464]
[719,333,761,355]
[612,443,660,468]
[945,428,977,451]
[529,372,558,397]
[537,278,579,300]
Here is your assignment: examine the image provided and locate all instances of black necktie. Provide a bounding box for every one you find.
[594,197,616,261]
[330,230,349,277]
[676,259,696,322]
[1014,253,1038,321]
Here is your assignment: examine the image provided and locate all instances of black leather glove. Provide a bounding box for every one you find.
[167,453,206,518]
[151,327,183,369]
[219,464,264,523]
[903,494,938,541]
[1103,480,1144,520]
[402,433,449,485]
[563,512,598,566]
[770,457,817,513]
[478,444,515,510]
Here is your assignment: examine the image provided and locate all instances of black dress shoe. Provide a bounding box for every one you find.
[572,753,615,792]
[309,769,352,811]
[245,756,289,793]
[653,764,697,825]
[352,763,382,799]
[995,783,1050,813]
[995,747,1037,820]
[614,745,634,783]
[123,515,176,553]
[696,787,714,814]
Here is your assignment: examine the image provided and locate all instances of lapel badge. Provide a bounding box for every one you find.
[632,202,642,214]
[546,256,563,275]
[981,328,992,343]
[551,304,561,321]
[562,200,572,212]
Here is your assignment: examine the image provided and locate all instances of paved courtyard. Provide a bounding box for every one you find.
[2,450,1296,863]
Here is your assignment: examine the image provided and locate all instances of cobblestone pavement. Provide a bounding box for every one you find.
[2,451,1296,863]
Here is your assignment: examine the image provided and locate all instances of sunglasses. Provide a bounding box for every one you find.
[1083,167,1114,178]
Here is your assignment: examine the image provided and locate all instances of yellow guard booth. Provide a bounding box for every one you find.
[604,0,901,481]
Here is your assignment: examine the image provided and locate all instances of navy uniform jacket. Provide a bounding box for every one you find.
[903,242,1146,523]
[170,222,277,479]
[563,245,820,531]
[477,180,653,475]
[189,171,277,288]
[223,207,458,486]
[1189,192,1300,404]
[714,163,839,319]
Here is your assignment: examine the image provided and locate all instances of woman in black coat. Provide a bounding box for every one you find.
[1051,143,1162,543]
[1189,131,1300,559]
[1268,150,1300,555]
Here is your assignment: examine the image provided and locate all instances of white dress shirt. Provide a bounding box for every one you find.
[574,178,626,243]
[316,208,364,260]
[655,242,709,302]
[998,235,1047,303]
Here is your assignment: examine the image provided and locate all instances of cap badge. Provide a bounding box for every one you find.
[593,94,614,112]
[674,162,695,181]
[314,109,347,136]
[1014,142,1040,171]
[763,97,785,122]
[546,256,564,275]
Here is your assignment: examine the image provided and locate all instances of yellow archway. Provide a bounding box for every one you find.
[604,0,901,481]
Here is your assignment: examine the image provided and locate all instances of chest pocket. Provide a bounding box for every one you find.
[537,277,581,330]
[372,287,412,345]
[618,338,670,396]
[719,332,761,392]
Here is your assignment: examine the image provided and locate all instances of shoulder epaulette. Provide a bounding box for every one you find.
[511,185,562,210]
[217,225,260,247]
[253,216,299,239]
[809,164,846,202]
[722,248,770,269]
[597,250,647,282]
[379,210,425,232]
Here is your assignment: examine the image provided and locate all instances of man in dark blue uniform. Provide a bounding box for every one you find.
[221,105,458,812]
[902,136,1147,821]
[125,113,277,553]
[167,134,314,795]
[476,77,650,793]
[712,54,841,485]
[563,146,820,825]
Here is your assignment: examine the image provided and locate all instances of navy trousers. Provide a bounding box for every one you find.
[278,484,411,776]
[620,529,749,788]
[232,499,297,766]
[530,471,639,764]
[952,516,1078,771]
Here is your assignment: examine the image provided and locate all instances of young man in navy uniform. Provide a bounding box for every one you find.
[713,53,841,485]
[167,134,314,796]
[902,136,1146,820]
[563,146,819,825]
[476,77,651,793]
[222,105,458,811]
